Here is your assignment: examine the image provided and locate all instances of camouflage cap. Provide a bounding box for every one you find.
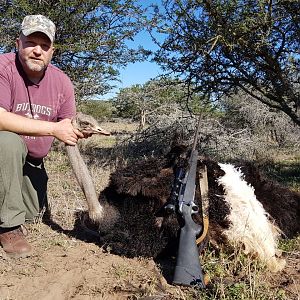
[21,15,56,42]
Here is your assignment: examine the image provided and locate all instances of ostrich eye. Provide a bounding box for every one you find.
[80,121,90,126]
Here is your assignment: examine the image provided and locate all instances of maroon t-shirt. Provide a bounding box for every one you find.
[0,52,76,158]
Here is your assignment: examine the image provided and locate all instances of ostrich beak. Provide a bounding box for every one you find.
[94,126,111,136]
[89,126,111,136]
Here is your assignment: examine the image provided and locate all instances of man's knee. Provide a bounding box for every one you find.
[0,131,27,158]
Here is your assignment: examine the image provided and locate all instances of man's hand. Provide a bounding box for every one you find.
[0,109,108,145]
[52,119,84,146]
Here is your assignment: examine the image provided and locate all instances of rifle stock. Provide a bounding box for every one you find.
[173,204,205,287]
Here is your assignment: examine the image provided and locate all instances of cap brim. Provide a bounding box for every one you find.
[22,28,54,42]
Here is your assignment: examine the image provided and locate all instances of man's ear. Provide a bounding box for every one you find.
[15,38,20,50]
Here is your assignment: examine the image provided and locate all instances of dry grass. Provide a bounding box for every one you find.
[0,121,299,299]
[44,128,300,299]
[44,121,300,299]
[100,120,139,133]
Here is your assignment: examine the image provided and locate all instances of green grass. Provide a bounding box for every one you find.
[278,236,300,253]
[262,156,300,191]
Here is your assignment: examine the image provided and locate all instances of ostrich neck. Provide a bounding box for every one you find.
[65,145,99,213]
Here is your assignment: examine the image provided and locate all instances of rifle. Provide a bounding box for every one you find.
[165,118,205,287]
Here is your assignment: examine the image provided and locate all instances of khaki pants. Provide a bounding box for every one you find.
[0,131,48,228]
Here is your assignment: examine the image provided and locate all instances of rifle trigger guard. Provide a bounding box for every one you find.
[191,203,199,214]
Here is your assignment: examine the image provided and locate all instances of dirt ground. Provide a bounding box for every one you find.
[0,145,185,300]
[0,223,178,300]
[0,137,299,300]
[0,223,299,300]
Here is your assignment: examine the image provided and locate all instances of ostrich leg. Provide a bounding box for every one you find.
[66,144,103,222]
[66,112,110,223]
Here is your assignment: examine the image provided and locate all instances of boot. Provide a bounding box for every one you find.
[0,226,32,258]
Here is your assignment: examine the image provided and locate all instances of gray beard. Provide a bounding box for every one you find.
[26,59,46,72]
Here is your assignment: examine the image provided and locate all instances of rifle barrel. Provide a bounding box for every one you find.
[178,150,198,212]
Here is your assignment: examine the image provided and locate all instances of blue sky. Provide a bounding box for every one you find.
[102,30,163,99]
[100,1,165,99]
[118,60,162,91]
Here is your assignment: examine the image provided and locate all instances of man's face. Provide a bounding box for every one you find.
[16,32,54,76]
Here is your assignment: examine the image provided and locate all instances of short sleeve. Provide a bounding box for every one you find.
[56,74,76,121]
[0,67,12,111]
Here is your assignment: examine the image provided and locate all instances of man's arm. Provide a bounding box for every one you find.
[0,107,83,146]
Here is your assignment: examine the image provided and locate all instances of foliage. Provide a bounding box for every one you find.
[153,0,300,126]
[0,0,151,101]
[220,91,300,149]
[113,77,217,128]
[113,78,183,118]
[113,88,300,163]
[77,100,115,121]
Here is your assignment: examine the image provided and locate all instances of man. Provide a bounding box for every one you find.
[0,15,84,258]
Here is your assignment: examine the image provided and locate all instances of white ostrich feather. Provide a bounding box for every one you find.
[217,163,285,272]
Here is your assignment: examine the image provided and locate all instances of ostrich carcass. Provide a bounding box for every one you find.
[90,146,299,272]
[65,112,110,222]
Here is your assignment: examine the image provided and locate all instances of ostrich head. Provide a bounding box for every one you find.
[72,112,110,136]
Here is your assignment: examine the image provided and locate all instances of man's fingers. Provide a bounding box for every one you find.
[74,128,84,138]
[66,132,80,144]
[65,140,76,146]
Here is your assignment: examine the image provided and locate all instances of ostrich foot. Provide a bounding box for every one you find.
[88,205,104,223]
